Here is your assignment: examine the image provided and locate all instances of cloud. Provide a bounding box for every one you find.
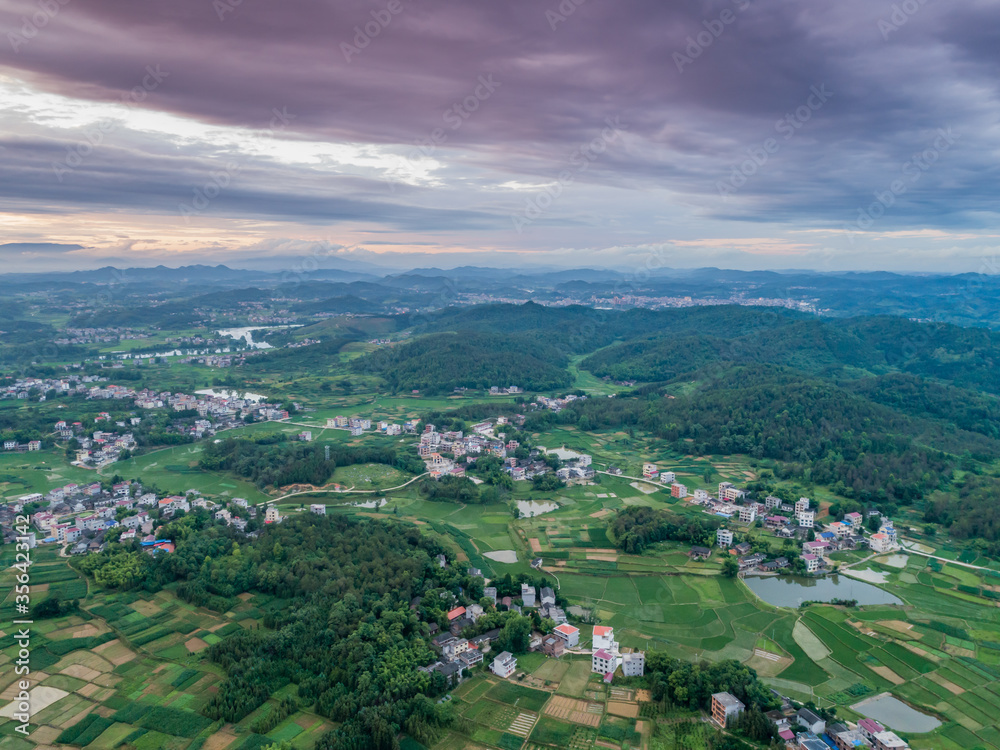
[0,0,997,270]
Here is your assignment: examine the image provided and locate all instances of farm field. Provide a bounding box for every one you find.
[6,380,1000,750]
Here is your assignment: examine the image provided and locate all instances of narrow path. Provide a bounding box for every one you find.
[266,472,429,504]
[899,542,991,571]
[595,470,662,488]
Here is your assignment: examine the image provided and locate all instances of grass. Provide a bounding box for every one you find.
[487,683,551,712]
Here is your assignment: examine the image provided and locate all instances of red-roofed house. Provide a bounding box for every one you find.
[447,606,467,621]
[593,625,616,651]
[553,623,580,648]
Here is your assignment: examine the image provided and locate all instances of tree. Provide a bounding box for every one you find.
[496,614,532,654]
[722,557,740,578]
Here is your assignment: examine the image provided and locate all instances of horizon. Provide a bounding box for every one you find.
[1,0,999,274]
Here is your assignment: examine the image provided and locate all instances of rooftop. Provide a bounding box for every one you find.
[712,692,745,709]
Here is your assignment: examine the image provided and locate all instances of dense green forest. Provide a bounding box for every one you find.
[199,435,425,489]
[581,315,1000,394]
[80,515,464,749]
[351,331,572,394]
[608,506,719,554]
[557,364,997,509]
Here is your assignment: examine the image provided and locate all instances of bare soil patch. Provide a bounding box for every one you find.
[544,695,602,727]
[869,665,905,685]
[185,637,209,653]
[927,672,965,695]
[607,701,639,718]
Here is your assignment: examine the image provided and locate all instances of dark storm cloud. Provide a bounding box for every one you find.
[0,0,998,231]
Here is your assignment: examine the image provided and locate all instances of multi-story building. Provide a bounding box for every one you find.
[593,625,617,652]
[521,583,536,607]
[622,651,645,677]
[592,648,617,675]
[711,692,745,727]
[553,623,580,648]
[490,651,517,678]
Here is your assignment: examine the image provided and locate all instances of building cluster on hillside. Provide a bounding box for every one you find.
[660,476,905,575]
[324,415,418,437]
[53,327,151,345]
[419,567,643,687]
[418,417,598,484]
[2,482,266,555]
[535,393,585,412]
[712,691,911,749]
[0,374,109,401]
[2,377,290,465]
[72,428,138,468]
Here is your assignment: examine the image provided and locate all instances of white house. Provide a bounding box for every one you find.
[490,651,517,679]
[521,583,536,607]
[739,506,757,524]
[869,532,894,554]
[717,529,734,548]
[309,504,326,515]
[592,648,617,674]
[803,554,820,573]
[796,510,815,528]
[795,497,811,513]
[553,623,580,648]
[622,651,645,677]
[593,625,617,652]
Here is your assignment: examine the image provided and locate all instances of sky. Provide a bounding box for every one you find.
[0,0,998,274]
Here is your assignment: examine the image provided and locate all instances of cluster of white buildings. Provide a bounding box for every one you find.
[535,393,586,412]
[323,415,417,437]
[74,429,138,468]
[0,374,109,401]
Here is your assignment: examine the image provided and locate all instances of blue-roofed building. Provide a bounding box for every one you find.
[796,734,828,750]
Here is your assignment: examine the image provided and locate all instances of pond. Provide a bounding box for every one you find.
[195,388,268,403]
[744,574,903,607]
[351,497,387,509]
[517,500,559,518]
[483,550,518,563]
[217,325,301,349]
[852,693,941,733]
[540,446,585,460]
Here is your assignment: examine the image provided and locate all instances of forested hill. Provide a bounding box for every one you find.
[350,331,572,394]
[544,362,1000,539]
[80,515,463,749]
[580,314,1000,394]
